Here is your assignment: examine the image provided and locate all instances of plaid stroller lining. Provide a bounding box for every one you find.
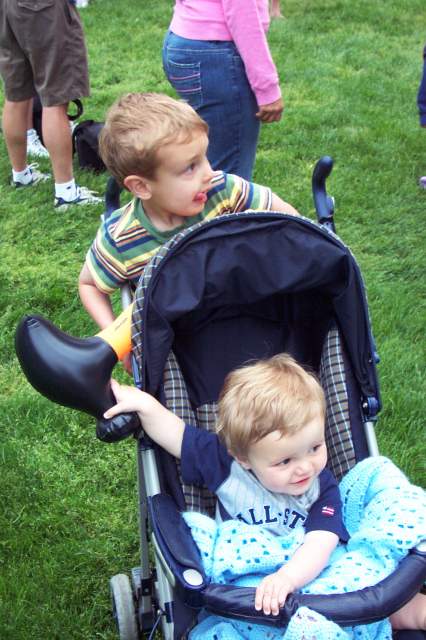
[163,352,217,516]
[161,327,356,512]
[320,328,356,481]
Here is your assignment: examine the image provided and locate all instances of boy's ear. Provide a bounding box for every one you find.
[233,454,251,470]
[123,175,152,200]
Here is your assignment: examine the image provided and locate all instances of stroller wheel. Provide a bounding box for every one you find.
[110,573,139,640]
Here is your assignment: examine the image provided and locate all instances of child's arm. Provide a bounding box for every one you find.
[270,192,300,216]
[79,263,134,374]
[79,262,116,330]
[255,529,339,616]
[104,380,185,458]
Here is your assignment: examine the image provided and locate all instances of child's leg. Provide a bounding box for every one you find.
[390,593,426,630]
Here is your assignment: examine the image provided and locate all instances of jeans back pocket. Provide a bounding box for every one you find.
[165,58,202,110]
[18,0,54,10]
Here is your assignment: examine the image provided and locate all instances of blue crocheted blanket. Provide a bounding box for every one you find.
[183,456,425,640]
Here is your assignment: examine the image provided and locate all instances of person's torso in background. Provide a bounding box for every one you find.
[170,0,270,41]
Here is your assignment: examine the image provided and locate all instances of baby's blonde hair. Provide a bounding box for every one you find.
[216,354,326,459]
[99,92,208,187]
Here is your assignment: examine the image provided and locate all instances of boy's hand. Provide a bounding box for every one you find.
[104,380,153,418]
[255,531,339,615]
[254,568,295,616]
[104,380,185,459]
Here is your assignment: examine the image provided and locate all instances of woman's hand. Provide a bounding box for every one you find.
[256,97,284,122]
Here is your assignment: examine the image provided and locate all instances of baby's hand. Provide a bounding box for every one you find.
[104,379,151,418]
[255,569,295,616]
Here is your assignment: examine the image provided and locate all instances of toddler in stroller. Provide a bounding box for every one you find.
[105,352,424,635]
[104,353,349,615]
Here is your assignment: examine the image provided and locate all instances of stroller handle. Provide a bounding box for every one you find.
[151,494,426,628]
[312,156,335,231]
[201,547,426,627]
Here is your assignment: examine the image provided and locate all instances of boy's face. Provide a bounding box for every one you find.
[236,413,327,496]
[137,131,215,229]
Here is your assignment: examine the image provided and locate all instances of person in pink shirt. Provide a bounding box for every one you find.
[162,0,283,180]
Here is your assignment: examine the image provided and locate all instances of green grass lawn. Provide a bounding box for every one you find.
[1,0,425,638]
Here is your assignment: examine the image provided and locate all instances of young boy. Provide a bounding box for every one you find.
[104,354,348,616]
[104,354,426,627]
[78,93,300,334]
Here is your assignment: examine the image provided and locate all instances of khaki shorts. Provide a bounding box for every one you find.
[0,0,90,106]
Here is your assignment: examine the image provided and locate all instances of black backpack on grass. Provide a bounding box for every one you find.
[72,120,106,173]
[33,95,106,173]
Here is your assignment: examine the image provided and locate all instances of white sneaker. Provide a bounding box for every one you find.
[75,0,89,7]
[27,132,49,159]
[54,185,103,210]
[11,162,51,187]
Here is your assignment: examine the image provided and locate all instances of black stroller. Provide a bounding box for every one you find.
[101,159,426,639]
[16,159,426,639]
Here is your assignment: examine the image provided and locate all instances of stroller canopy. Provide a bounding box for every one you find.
[132,212,380,415]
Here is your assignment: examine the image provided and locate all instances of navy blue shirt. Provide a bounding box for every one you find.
[182,424,349,541]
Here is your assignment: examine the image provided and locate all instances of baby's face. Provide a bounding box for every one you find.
[142,131,215,229]
[237,413,327,496]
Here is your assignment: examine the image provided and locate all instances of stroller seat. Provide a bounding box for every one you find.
[119,207,425,639]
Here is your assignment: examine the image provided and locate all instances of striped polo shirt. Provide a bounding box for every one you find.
[87,171,272,293]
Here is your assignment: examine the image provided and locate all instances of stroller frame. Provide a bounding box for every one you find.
[105,159,426,640]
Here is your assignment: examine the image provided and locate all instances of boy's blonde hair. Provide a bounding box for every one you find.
[99,92,209,186]
[216,354,326,459]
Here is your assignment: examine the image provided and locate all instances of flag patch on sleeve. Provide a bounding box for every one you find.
[321,506,335,517]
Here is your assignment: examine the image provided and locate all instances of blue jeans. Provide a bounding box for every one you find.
[418,44,426,127]
[162,31,260,181]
